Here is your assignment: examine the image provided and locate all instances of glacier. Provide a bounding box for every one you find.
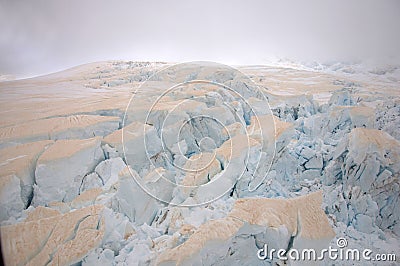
[0,61,399,265]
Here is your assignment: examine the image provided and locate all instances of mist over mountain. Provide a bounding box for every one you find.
[1,0,399,78]
[0,2,399,265]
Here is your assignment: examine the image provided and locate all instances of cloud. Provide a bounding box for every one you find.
[1,0,399,77]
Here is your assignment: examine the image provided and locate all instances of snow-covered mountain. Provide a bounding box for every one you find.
[0,61,399,265]
[263,58,400,86]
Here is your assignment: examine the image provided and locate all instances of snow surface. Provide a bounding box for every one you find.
[0,61,399,265]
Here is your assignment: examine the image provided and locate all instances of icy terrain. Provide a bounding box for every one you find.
[0,61,399,265]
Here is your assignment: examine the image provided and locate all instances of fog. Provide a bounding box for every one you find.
[1,0,399,78]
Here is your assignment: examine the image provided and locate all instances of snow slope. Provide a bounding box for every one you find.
[0,61,399,265]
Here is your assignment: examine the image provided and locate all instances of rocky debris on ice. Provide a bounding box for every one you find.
[0,114,120,149]
[32,137,104,206]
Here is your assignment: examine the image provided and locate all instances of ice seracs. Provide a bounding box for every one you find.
[103,121,162,174]
[0,61,399,265]
[324,128,400,235]
[106,166,164,225]
[0,140,53,221]
[0,175,25,222]
[156,191,335,265]
[94,157,127,190]
[32,137,104,206]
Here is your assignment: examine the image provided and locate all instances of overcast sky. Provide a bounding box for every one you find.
[1,0,399,78]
